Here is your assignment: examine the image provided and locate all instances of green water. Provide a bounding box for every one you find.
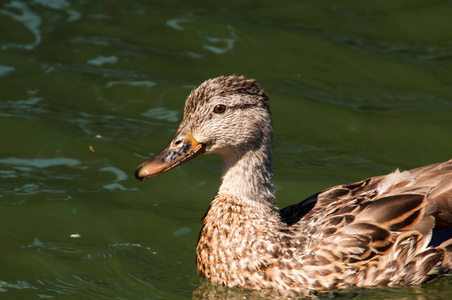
[1,0,451,298]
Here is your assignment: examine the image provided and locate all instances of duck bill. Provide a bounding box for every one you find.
[135,130,205,181]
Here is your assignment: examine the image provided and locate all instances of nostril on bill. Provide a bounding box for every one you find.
[173,139,182,146]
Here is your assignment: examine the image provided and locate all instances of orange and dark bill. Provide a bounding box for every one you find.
[135,130,205,180]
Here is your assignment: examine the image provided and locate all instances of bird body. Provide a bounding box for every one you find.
[135,76,452,294]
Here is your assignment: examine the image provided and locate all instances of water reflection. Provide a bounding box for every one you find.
[193,278,452,300]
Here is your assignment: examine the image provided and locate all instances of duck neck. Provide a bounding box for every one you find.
[217,135,275,205]
[197,133,280,286]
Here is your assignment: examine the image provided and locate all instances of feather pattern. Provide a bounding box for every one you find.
[136,75,452,295]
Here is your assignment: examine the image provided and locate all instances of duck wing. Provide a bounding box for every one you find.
[280,159,452,288]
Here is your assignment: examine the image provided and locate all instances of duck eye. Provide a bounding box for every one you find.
[213,104,226,114]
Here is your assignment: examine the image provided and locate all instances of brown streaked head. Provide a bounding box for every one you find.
[135,75,271,180]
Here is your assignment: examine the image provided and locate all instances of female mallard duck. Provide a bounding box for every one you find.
[135,76,452,294]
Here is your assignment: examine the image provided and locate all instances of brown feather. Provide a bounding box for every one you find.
[136,76,452,295]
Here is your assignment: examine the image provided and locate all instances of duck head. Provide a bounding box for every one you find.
[135,75,271,181]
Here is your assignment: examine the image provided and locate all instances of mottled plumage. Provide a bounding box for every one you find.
[135,76,452,296]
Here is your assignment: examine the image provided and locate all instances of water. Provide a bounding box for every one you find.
[1,0,451,298]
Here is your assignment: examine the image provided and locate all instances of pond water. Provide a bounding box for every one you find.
[0,0,451,299]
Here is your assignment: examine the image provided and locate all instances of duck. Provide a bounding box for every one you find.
[135,75,452,295]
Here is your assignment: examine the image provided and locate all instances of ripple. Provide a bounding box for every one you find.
[0,0,42,50]
[12,183,66,196]
[173,227,191,237]
[102,183,130,191]
[0,157,80,168]
[273,80,452,112]
[166,18,193,31]
[87,55,118,66]
[0,95,173,139]
[203,36,236,55]
[105,80,156,88]
[0,65,15,76]
[0,154,137,203]
[0,280,38,291]
[202,26,238,55]
[34,0,81,22]
[141,107,179,123]
[34,0,69,10]
[323,30,452,64]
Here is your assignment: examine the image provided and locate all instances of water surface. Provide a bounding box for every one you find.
[1,0,451,298]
